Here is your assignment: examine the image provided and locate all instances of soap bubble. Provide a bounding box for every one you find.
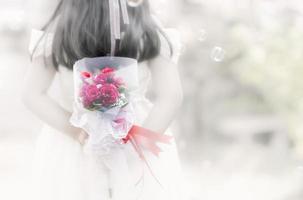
[210,46,226,62]
[197,29,207,42]
[127,0,143,7]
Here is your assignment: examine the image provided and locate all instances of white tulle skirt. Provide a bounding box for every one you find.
[30,99,185,200]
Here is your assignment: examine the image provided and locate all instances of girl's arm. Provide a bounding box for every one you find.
[145,55,183,134]
[21,55,83,141]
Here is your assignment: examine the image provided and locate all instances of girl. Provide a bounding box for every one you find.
[22,0,184,200]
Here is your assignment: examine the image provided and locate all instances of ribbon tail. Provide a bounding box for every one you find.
[129,135,164,188]
[108,0,121,56]
[113,0,121,39]
[108,0,130,56]
[128,136,145,186]
[119,0,130,24]
[144,142,162,157]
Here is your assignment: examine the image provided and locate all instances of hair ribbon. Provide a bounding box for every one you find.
[108,0,130,56]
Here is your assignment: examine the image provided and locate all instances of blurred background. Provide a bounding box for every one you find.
[1,0,303,199]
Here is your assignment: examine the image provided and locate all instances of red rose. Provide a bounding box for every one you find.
[94,73,115,85]
[113,77,124,87]
[80,84,101,106]
[81,71,91,78]
[101,67,115,74]
[99,84,119,106]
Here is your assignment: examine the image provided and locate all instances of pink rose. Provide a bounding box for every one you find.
[81,71,91,78]
[99,84,119,106]
[113,77,124,87]
[94,73,114,85]
[80,84,101,107]
[94,73,125,88]
[82,98,93,108]
[101,67,115,74]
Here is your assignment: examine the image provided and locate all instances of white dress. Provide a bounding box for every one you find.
[28,28,185,200]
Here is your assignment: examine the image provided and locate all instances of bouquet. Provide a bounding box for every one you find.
[70,57,139,154]
[79,66,128,112]
[70,56,174,186]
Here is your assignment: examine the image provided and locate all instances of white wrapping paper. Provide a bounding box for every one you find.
[70,56,139,155]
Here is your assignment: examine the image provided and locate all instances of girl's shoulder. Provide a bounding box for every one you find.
[159,27,182,65]
[28,29,54,59]
[152,15,183,64]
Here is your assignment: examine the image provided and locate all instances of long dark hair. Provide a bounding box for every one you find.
[32,0,172,70]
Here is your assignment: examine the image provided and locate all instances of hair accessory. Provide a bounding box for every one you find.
[108,0,130,56]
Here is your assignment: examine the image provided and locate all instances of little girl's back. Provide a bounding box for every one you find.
[26,1,185,199]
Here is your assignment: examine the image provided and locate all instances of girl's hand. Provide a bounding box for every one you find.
[67,125,89,145]
[77,130,89,146]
